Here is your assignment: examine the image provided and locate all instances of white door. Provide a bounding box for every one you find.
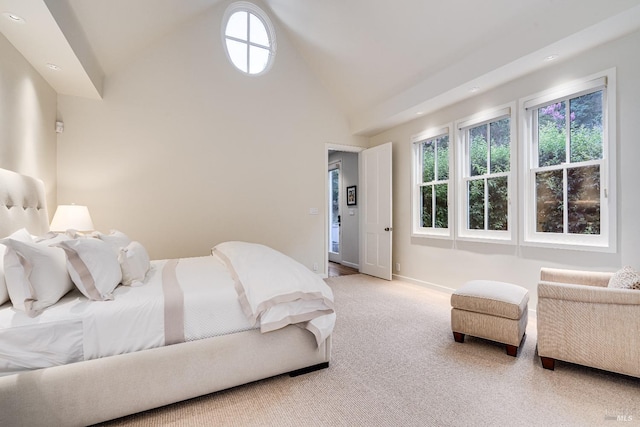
[359,142,392,280]
[328,161,342,263]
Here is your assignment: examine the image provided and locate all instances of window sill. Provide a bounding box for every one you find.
[521,237,615,253]
[411,229,453,240]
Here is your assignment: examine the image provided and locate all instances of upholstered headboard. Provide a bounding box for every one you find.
[0,168,50,237]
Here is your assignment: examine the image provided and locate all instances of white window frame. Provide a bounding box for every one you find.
[411,125,453,239]
[222,2,277,76]
[519,69,616,252]
[455,103,517,244]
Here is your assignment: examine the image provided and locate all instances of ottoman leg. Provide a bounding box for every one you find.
[540,356,555,370]
[453,332,465,343]
[505,344,518,357]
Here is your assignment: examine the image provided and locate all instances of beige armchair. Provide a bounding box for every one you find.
[537,268,640,378]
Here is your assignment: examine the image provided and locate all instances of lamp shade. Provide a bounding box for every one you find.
[50,205,94,232]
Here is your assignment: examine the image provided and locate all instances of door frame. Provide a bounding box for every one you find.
[324,143,364,278]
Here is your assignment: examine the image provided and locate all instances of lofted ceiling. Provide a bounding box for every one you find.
[1,0,640,136]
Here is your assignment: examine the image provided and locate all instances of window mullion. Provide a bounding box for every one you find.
[433,139,438,228]
[431,184,436,228]
[533,110,539,168]
[486,123,491,174]
[486,123,490,231]
[484,177,489,231]
[563,99,569,235]
[565,99,571,164]
[434,139,439,185]
[562,166,569,234]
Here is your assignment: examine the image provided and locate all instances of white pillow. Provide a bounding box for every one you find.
[5,228,32,243]
[34,231,76,245]
[55,238,122,300]
[0,228,33,305]
[119,241,150,286]
[608,266,640,290]
[1,238,74,316]
[93,230,132,253]
[0,245,5,306]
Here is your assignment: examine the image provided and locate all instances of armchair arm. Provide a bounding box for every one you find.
[538,281,640,305]
[540,267,612,288]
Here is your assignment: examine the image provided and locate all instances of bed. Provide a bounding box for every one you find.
[0,167,333,426]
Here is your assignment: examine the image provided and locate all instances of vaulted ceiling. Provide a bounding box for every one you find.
[2,0,640,135]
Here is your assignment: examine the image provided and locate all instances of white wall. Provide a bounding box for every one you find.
[56,1,366,268]
[0,33,57,213]
[369,30,640,307]
[328,150,359,268]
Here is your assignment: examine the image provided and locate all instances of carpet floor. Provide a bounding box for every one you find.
[100,274,639,426]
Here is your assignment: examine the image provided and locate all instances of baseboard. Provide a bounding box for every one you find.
[392,274,455,295]
[340,260,359,269]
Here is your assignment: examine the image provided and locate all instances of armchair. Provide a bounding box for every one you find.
[537,268,640,378]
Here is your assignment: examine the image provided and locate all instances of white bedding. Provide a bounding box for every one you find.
[0,242,335,376]
[0,255,253,375]
[214,241,336,344]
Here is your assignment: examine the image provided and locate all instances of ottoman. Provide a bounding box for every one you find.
[451,280,529,357]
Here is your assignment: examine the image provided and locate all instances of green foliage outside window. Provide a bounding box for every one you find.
[536,90,603,234]
[467,118,510,231]
[420,136,449,229]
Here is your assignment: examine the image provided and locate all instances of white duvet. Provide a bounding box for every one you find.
[213,241,336,345]
[0,243,335,376]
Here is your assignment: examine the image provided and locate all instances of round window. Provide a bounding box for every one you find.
[222,2,276,75]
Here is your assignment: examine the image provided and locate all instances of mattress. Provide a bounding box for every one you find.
[0,255,255,376]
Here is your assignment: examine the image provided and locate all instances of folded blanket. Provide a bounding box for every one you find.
[213,241,335,346]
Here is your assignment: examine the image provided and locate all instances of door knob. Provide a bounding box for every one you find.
[384,227,393,231]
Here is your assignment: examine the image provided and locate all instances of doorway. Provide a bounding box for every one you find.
[324,143,393,280]
[326,145,362,277]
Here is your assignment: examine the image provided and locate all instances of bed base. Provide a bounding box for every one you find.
[0,326,331,427]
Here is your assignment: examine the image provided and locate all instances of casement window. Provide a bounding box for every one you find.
[411,127,453,239]
[520,69,616,251]
[456,105,516,243]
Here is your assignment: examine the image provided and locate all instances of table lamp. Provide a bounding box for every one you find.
[50,204,94,232]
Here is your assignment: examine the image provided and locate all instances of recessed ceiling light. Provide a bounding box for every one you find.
[469,86,480,93]
[3,12,25,23]
[416,111,423,115]
[544,54,559,62]
[46,63,61,71]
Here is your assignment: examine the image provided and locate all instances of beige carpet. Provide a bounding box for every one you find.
[100,274,639,426]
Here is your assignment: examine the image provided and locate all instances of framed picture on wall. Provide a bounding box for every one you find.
[346,185,357,206]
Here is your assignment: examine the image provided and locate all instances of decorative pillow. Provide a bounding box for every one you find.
[1,238,74,316]
[608,266,640,290]
[0,246,5,306]
[34,231,76,245]
[6,228,33,243]
[93,230,132,253]
[55,238,122,301]
[57,229,90,240]
[0,228,33,305]
[118,241,150,286]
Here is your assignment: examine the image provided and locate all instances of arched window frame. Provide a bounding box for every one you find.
[222,2,277,76]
